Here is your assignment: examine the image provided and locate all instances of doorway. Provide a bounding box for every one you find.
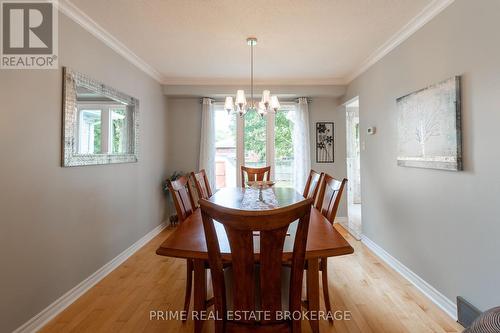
[345,97,362,240]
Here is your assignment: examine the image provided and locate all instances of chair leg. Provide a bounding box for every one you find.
[321,258,333,324]
[183,259,193,321]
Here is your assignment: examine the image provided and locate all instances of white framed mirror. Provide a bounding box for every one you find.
[62,67,139,167]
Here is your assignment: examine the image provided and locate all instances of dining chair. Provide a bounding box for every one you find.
[240,165,271,187]
[309,174,347,321]
[168,175,196,222]
[199,196,314,333]
[191,169,213,201]
[303,170,322,205]
[316,174,347,224]
[166,175,197,318]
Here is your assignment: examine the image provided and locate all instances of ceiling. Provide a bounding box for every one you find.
[68,0,436,85]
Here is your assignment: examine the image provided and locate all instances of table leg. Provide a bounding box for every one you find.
[193,259,207,333]
[307,258,320,333]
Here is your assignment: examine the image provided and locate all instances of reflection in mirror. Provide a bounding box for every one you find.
[62,68,139,167]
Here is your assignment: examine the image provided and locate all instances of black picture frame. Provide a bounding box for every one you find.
[316,122,334,163]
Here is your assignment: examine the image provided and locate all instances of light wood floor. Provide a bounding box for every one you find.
[40,225,463,333]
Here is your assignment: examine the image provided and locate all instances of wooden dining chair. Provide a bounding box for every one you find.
[241,165,271,187]
[191,169,213,201]
[309,174,347,321]
[166,175,197,317]
[303,170,322,205]
[316,174,347,224]
[199,197,314,333]
[168,175,196,222]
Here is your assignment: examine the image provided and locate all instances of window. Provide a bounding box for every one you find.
[274,108,294,187]
[244,111,266,168]
[78,109,102,154]
[110,107,128,154]
[214,103,296,188]
[214,108,237,189]
[77,104,129,155]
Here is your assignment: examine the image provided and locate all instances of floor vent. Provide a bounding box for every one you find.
[457,296,482,328]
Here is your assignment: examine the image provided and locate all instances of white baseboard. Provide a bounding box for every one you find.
[335,218,362,240]
[361,235,457,320]
[334,216,348,224]
[13,222,168,333]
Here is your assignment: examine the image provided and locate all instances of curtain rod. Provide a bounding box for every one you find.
[199,97,312,104]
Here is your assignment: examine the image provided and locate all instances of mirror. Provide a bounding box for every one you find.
[62,67,139,167]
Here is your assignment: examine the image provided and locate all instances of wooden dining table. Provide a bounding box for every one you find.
[156,187,354,333]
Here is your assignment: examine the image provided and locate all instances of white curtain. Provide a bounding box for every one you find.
[291,97,311,192]
[199,98,216,190]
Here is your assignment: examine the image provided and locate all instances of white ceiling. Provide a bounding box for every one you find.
[68,0,437,85]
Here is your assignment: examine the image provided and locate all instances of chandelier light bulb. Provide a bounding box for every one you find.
[224,96,234,114]
[236,90,246,105]
[270,95,280,112]
[262,90,271,109]
[258,101,267,117]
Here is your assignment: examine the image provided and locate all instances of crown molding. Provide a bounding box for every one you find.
[345,0,455,84]
[56,0,165,83]
[160,77,348,86]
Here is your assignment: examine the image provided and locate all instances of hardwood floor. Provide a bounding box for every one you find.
[40,225,463,333]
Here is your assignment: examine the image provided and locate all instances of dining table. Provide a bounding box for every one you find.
[156,186,354,333]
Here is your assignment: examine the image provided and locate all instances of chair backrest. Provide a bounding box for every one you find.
[167,175,195,222]
[199,197,313,332]
[316,174,347,223]
[303,170,322,203]
[191,169,212,200]
[241,166,271,187]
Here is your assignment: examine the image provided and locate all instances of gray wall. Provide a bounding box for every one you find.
[166,97,347,217]
[166,98,202,175]
[0,14,168,332]
[343,0,500,311]
[308,98,347,217]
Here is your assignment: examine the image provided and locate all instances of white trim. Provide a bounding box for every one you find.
[345,0,455,83]
[337,219,362,241]
[161,77,347,86]
[13,222,168,333]
[342,96,360,107]
[56,0,164,83]
[333,216,348,224]
[361,235,457,320]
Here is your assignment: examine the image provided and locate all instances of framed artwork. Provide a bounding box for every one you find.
[316,122,334,163]
[396,76,462,171]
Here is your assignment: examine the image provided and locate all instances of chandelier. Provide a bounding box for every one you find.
[224,37,280,117]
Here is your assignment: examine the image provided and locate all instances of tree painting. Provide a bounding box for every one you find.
[397,76,462,171]
[414,103,440,157]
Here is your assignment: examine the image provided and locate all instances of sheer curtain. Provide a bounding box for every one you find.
[291,97,311,192]
[199,98,216,190]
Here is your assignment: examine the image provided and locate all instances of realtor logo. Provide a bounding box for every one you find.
[1,0,58,69]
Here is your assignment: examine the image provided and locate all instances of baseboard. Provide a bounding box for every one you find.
[13,222,168,333]
[361,235,457,320]
[334,216,348,224]
[335,218,362,241]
